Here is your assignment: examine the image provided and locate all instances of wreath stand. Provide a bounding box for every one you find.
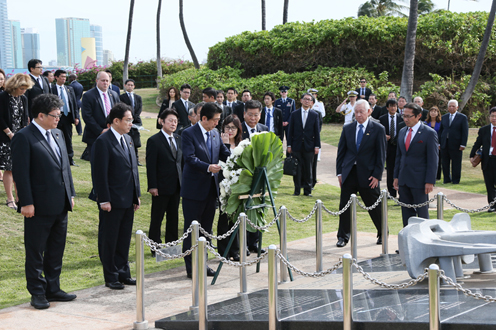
[211,166,293,285]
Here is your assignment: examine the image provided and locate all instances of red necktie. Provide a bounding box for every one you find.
[405,128,413,151]
[492,127,496,155]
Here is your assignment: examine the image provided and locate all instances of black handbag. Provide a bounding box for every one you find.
[284,155,298,176]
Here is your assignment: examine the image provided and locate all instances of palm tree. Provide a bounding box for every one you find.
[283,0,289,24]
[123,0,135,84]
[357,0,407,17]
[262,0,266,30]
[179,0,199,69]
[156,0,163,86]
[399,0,419,102]
[418,0,435,14]
[459,0,496,112]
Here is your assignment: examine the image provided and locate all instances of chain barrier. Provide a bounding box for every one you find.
[387,192,436,209]
[442,195,496,213]
[142,226,193,252]
[245,209,282,231]
[322,197,353,216]
[277,250,343,277]
[150,243,198,260]
[199,216,242,240]
[353,259,428,289]
[439,271,496,302]
[206,243,269,267]
[357,191,385,211]
[286,203,318,223]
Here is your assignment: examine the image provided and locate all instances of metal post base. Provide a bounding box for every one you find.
[189,306,199,311]
[133,320,149,330]
[237,292,248,297]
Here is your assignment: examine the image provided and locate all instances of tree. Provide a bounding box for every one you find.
[156,0,163,86]
[283,0,289,24]
[357,0,407,17]
[179,0,199,69]
[262,0,266,30]
[399,0,419,102]
[459,0,496,112]
[123,0,135,84]
[418,0,435,14]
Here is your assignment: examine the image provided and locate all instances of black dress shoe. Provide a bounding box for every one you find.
[31,295,50,309]
[292,193,300,196]
[151,250,156,257]
[488,207,495,213]
[105,281,124,290]
[121,278,136,285]
[248,246,265,253]
[70,160,79,166]
[246,250,251,256]
[137,162,143,166]
[46,291,77,302]
[336,238,347,247]
[206,267,216,276]
[187,272,192,279]
[230,253,240,261]
[395,250,400,254]
[304,193,313,197]
[376,237,382,245]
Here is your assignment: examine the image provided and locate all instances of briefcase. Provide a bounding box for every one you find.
[283,156,298,176]
[471,148,482,167]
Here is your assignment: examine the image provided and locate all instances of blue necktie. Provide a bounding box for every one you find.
[206,132,212,160]
[266,109,271,130]
[356,124,364,151]
[60,87,69,116]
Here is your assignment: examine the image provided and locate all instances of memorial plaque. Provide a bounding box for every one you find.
[155,246,182,262]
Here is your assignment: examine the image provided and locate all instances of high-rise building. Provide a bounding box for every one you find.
[56,17,90,67]
[10,20,22,68]
[22,28,40,66]
[90,24,103,66]
[103,49,114,66]
[0,0,13,69]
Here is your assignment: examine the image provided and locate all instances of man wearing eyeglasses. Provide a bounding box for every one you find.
[241,100,268,140]
[355,78,372,102]
[25,59,52,119]
[394,103,438,227]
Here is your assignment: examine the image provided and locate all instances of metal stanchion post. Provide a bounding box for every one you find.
[428,264,440,330]
[316,200,323,272]
[190,221,199,310]
[280,207,288,283]
[198,237,208,330]
[437,192,444,220]
[239,213,248,295]
[342,254,353,330]
[134,230,148,330]
[381,190,388,255]
[268,245,278,330]
[350,194,358,259]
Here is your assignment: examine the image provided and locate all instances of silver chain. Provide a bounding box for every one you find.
[353,260,428,289]
[152,243,198,259]
[245,209,282,231]
[277,251,343,277]
[439,271,496,302]
[387,192,436,208]
[286,203,318,223]
[143,226,193,251]
[442,195,496,213]
[199,216,242,240]
[357,191,385,211]
[323,197,353,216]
[206,244,269,267]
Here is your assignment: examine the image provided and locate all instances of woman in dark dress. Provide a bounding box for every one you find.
[157,86,180,129]
[0,73,33,210]
[424,106,442,180]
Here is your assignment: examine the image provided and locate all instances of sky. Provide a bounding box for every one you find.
[6,0,494,65]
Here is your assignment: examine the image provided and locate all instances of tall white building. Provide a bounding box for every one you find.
[22,28,40,66]
[10,20,22,68]
[103,49,114,66]
[90,24,103,65]
[56,17,90,67]
[0,0,13,69]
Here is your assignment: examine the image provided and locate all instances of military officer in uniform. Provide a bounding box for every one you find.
[274,85,296,142]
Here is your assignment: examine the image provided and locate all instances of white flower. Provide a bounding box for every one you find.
[223,169,231,179]
[220,185,226,198]
[232,145,244,156]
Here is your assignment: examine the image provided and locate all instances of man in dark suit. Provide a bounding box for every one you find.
[371,91,396,120]
[105,70,121,95]
[81,71,120,157]
[224,87,241,109]
[25,59,51,118]
[90,103,141,290]
[215,90,232,130]
[233,89,252,122]
[173,83,195,131]
[274,86,296,141]
[68,73,84,135]
[287,93,321,197]
[201,87,227,130]
[470,107,496,212]
[379,99,403,198]
[413,96,429,122]
[178,102,203,135]
[52,70,79,166]
[260,91,283,140]
[181,103,230,278]
[120,79,143,165]
[356,77,372,101]
[336,100,386,247]
[394,103,438,226]
[439,99,469,184]
[12,94,76,309]
[147,109,182,250]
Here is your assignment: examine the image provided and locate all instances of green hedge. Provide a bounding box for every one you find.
[207,11,494,79]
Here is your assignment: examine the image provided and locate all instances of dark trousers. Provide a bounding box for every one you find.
[292,150,314,195]
[441,144,463,184]
[398,185,429,227]
[338,166,382,241]
[217,212,239,257]
[312,153,318,187]
[148,190,180,244]
[98,206,134,283]
[386,145,397,197]
[76,118,82,134]
[57,114,74,160]
[182,178,217,273]
[24,212,68,296]
[483,157,496,204]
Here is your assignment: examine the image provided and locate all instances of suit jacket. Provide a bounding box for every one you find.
[241,122,269,140]
[90,129,140,208]
[260,107,283,140]
[119,92,143,125]
[224,100,241,109]
[287,109,321,152]
[146,131,182,195]
[25,75,51,117]
[379,112,404,146]
[420,108,428,122]
[274,97,296,122]
[233,103,245,122]
[180,123,230,201]
[394,123,438,189]
[70,80,84,109]
[11,124,75,216]
[0,92,29,144]
[81,87,120,145]
[216,104,232,131]
[51,84,79,123]
[110,84,120,95]
[439,112,469,150]
[371,105,387,120]
[336,120,386,188]
[355,87,372,101]
[470,124,493,171]
[173,99,195,130]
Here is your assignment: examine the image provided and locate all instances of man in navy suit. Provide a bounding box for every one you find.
[394,103,438,227]
[233,89,252,122]
[439,99,469,184]
[120,79,143,164]
[336,100,386,247]
[25,59,52,118]
[181,103,230,278]
[12,94,76,309]
[274,85,296,142]
[91,103,141,290]
[224,87,241,109]
[241,100,269,139]
[260,91,283,140]
[81,71,120,157]
[287,93,321,197]
[173,83,195,131]
[105,70,121,95]
[355,77,372,101]
[68,74,84,135]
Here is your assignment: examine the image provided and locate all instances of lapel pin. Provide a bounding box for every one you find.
[366,133,370,135]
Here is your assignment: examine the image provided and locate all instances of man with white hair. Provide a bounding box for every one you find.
[439,99,469,184]
[413,96,429,121]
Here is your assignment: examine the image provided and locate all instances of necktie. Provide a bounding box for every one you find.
[449,114,454,126]
[169,136,177,158]
[283,98,286,103]
[129,92,134,109]
[184,100,188,110]
[303,110,308,128]
[228,102,232,108]
[121,136,131,162]
[266,109,272,130]
[37,77,41,88]
[46,130,61,161]
[251,128,255,134]
[356,124,364,151]
[405,128,413,151]
[103,93,111,116]
[390,115,395,140]
[60,87,69,116]
[206,132,212,160]
[362,88,364,96]
[492,127,496,156]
